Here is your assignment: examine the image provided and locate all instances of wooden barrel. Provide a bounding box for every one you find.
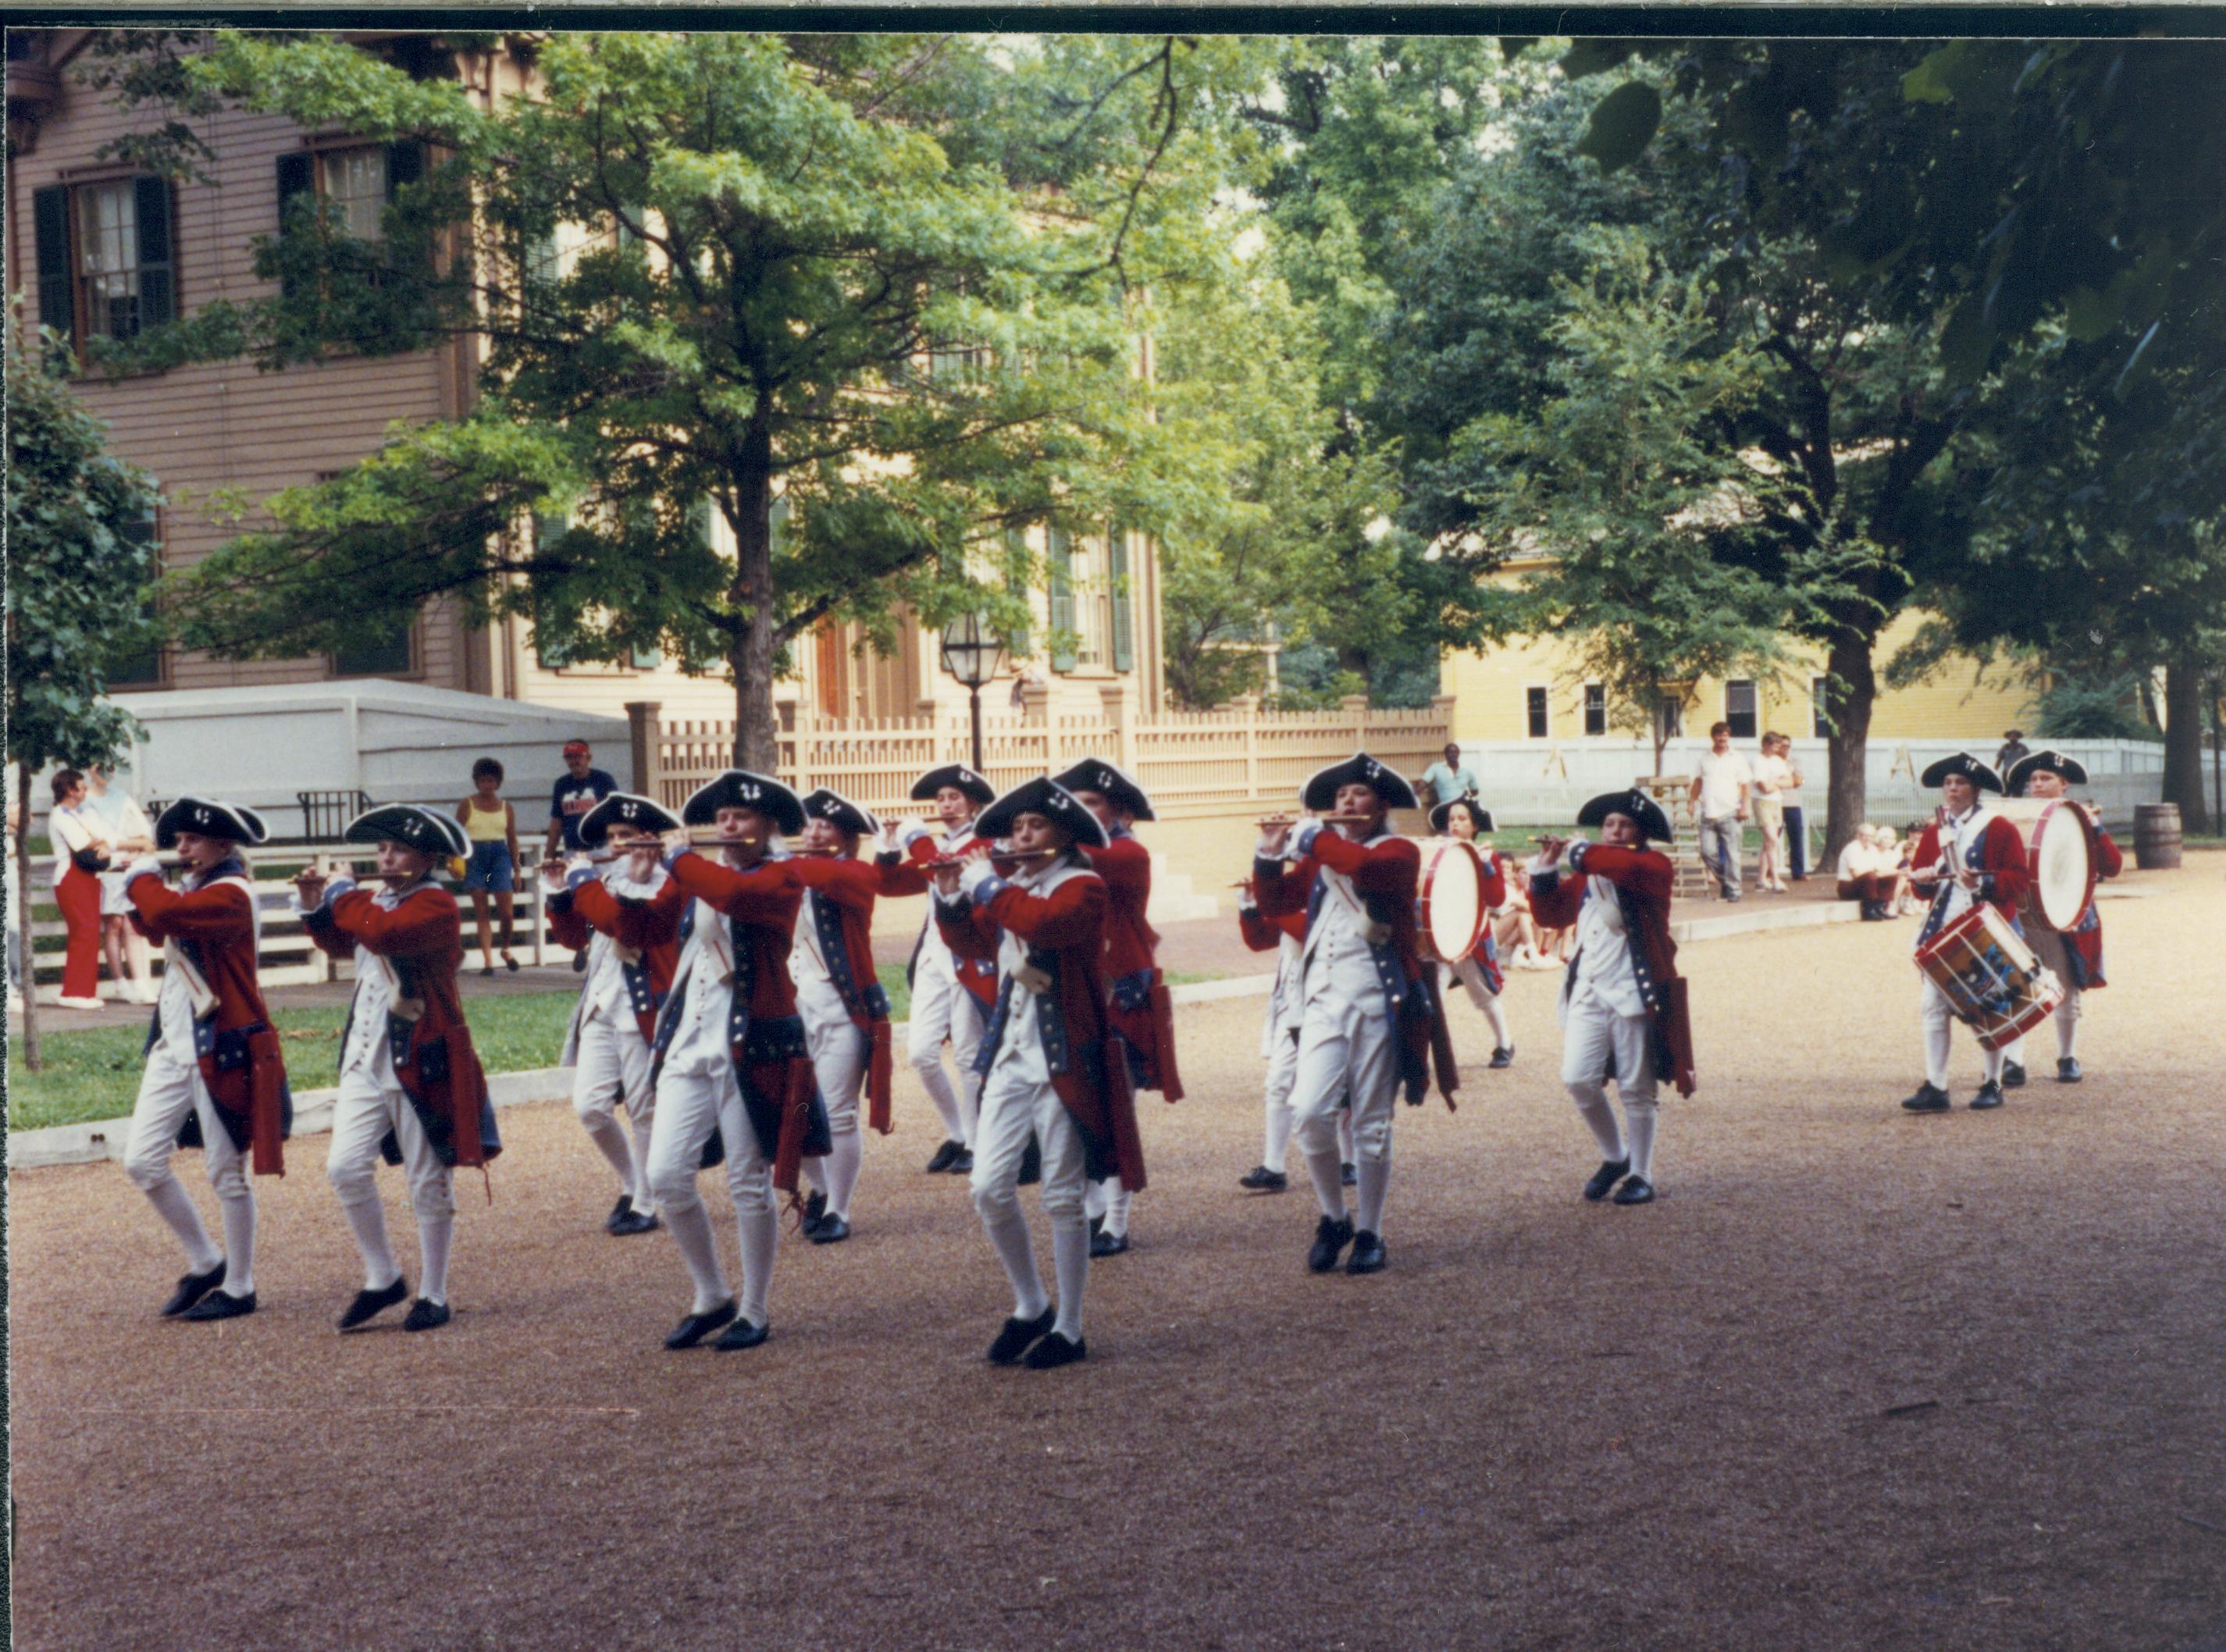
[2133,802,2183,870]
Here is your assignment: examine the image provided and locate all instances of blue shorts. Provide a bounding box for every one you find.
[461,840,515,893]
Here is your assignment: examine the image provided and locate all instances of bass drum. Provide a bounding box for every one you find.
[1992,798,2099,932]
[1414,838,1487,963]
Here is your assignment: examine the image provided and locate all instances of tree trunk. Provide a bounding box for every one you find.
[1822,628,1877,871]
[16,764,42,1072]
[2161,650,2210,834]
[725,422,782,772]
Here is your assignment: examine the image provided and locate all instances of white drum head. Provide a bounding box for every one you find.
[1420,839,1484,962]
[2031,803,2093,930]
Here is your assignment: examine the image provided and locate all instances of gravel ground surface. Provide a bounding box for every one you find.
[9,864,2223,1651]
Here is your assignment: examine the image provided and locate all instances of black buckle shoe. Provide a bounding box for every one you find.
[183,1289,257,1322]
[1306,1215,1355,1273]
[1238,1165,1289,1192]
[1488,1045,1515,1069]
[1900,1083,1952,1113]
[2057,1057,2082,1083]
[988,1304,1057,1365]
[1346,1230,1387,1273]
[610,1206,660,1237]
[1970,1080,2005,1110]
[1612,1175,1656,1205]
[162,1262,228,1319]
[2002,1062,2027,1089]
[1583,1158,1631,1202]
[402,1298,451,1333]
[605,1194,635,1234]
[665,1298,739,1349]
[1022,1330,1087,1369]
[712,1316,768,1351]
[1090,1229,1129,1259]
[338,1276,410,1331]
[808,1213,851,1245]
[924,1139,963,1174]
[949,1148,974,1175]
[800,1188,828,1238]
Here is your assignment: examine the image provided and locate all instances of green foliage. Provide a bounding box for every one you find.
[2035,671,2156,742]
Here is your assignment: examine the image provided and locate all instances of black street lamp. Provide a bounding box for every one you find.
[939,611,1006,774]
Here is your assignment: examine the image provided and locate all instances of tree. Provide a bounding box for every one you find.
[5,320,163,1070]
[101,30,1255,766]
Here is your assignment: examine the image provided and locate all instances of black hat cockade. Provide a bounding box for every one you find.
[1919,752,2004,794]
[1050,758,1156,822]
[344,803,470,862]
[2006,749,2088,792]
[975,777,1110,850]
[1429,798,1495,836]
[155,796,270,850]
[910,764,996,806]
[681,770,806,836]
[1575,789,1674,845]
[579,792,682,849]
[1300,752,1421,814]
[800,787,879,840]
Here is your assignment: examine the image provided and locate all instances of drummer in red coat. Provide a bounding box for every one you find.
[1527,789,1696,1206]
[118,799,292,1322]
[932,776,1144,1370]
[1901,753,2032,1114]
[788,787,897,1246]
[297,805,497,1334]
[1052,759,1181,1259]
[543,792,684,1238]
[2003,750,2123,1084]
[1255,753,1458,1276]
[1430,797,1516,1068]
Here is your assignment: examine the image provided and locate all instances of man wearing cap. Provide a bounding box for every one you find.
[877,764,1000,1173]
[117,799,293,1321]
[543,793,684,1238]
[636,771,828,1353]
[1527,790,1696,1205]
[1432,798,1515,1068]
[1053,759,1182,1259]
[1901,753,2031,1113]
[1255,753,1457,1275]
[297,806,498,1333]
[788,787,897,1245]
[2001,751,2122,1084]
[931,777,1146,1369]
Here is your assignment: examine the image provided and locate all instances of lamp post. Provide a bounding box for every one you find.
[939,612,1006,774]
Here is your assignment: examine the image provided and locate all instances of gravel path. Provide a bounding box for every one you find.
[9,863,2223,1651]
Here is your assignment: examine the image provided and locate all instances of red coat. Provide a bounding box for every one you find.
[1526,842,1696,1098]
[790,854,896,1132]
[548,875,680,1045]
[305,881,497,1168]
[937,863,1148,1191]
[1238,903,1306,952]
[1081,831,1183,1101]
[1910,811,2031,939]
[878,833,999,1012]
[127,864,291,1175]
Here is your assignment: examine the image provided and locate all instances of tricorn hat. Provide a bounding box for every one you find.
[344,803,469,861]
[154,796,269,850]
[681,770,806,836]
[800,787,879,840]
[579,792,682,848]
[1299,752,1421,814]
[2006,749,2087,792]
[976,776,1109,850]
[1429,798,1494,836]
[1050,758,1156,822]
[910,764,996,806]
[1920,752,2004,794]
[1575,789,1674,844]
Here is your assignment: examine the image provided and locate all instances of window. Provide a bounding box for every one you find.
[1811,675,1834,739]
[318,148,388,243]
[1049,528,1078,671]
[1526,685,1550,739]
[1654,699,1684,742]
[333,621,416,678]
[1583,682,1607,737]
[1725,679,1758,740]
[31,176,176,348]
[107,509,166,689]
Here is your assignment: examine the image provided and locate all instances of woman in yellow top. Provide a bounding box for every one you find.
[455,757,522,976]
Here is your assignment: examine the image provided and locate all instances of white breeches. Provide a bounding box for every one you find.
[1919,978,2007,1088]
[1288,992,1398,1164]
[572,1014,655,1209]
[125,1044,248,1205]
[907,961,985,1145]
[326,1070,454,1220]
[806,1016,867,1136]
[1560,992,1658,1178]
[971,1059,1087,1225]
[645,1063,775,1222]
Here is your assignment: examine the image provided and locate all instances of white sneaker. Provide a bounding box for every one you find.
[57,995,105,1010]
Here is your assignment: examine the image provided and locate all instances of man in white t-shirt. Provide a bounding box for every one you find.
[1686,722,1752,902]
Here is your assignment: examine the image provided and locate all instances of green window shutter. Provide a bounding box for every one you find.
[1049,527,1077,672]
[1108,524,1134,674]
[134,176,175,329]
[274,152,314,299]
[34,185,73,344]
[1002,528,1029,660]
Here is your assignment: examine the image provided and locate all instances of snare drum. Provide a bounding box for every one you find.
[1991,798,2099,932]
[1913,903,2064,1050]
[1416,838,1487,963]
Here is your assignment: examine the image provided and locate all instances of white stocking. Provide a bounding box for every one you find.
[982,1201,1049,1321]
[218,1193,256,1297]
[342,1196,402,1292]
[822,1128,863,1219]
[417,1210,453,1305]
[1303,1149,1347,1221]
[1622,1096,1658,1181]
[1051,1216,1089,1343]
[664,1201,729,1315]
[1354,1156,1391,1237]
[145,1179,223,1275]
[735,1200,778,1328]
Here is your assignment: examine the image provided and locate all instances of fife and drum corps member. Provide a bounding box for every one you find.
[1430,797,1517,1069]
[2002,751,2123,1084]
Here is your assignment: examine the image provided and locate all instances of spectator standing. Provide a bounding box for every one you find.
[48,769,111,1009]
[1995,729,2031,783]
[86,764,157,1002]
[1416,743,1483,810]
[457,757,522,977]
[1687,722,1752,902]
[1777,735,1810,881]
[1751,733,1791,893]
